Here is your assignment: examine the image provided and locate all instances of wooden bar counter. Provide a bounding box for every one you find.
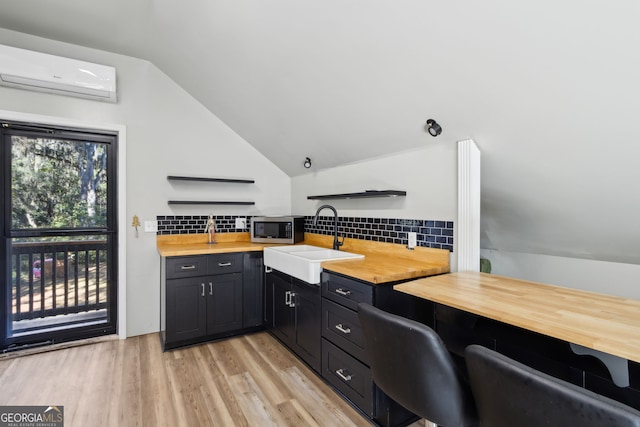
[394,271,640,364]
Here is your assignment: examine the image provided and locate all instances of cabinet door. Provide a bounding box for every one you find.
[292,279,321,373]
[271,273,294,344]
[243,253,264,328]
[166,277,207,343]
[206,273,243,335]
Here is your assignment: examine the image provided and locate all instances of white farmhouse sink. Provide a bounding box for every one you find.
[264,245,364,284]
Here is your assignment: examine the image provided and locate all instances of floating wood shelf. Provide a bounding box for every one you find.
[167,176,255,184]
[307,190,406,200]
[168,201,255,206]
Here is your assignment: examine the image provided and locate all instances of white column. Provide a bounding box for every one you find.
[457,139,481,272]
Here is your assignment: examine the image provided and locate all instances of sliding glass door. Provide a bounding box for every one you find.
[1,121,118,350]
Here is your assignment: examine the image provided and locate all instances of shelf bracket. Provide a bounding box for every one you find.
[570,343,629,387]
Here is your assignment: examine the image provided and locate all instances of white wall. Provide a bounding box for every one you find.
[292,143,457,219]
[292,142,459,267]
[481,249,640,300]
[0,29,290,337]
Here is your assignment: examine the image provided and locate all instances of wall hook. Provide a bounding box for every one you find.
[132,215,141,238]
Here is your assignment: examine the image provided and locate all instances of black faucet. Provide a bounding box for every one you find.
[312,204,343,250]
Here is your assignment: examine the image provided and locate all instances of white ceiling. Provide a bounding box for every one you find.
[1,0,639,264]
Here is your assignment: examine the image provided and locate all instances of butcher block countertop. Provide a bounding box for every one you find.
[157,233,267,256]
[157,233,450,284]
[304,234,450,284]
[394,272,640,363]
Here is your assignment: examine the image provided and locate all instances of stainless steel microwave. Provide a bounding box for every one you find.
[250,216,305,244]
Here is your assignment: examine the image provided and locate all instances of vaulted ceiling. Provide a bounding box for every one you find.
[1,0,639,264]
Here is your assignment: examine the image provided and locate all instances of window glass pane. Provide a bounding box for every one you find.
[11,136,108,229]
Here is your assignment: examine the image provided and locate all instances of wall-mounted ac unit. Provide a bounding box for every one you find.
[0,44,117,102]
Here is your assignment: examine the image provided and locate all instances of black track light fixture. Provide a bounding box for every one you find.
[303,157,312,168]
[426,119,442,137]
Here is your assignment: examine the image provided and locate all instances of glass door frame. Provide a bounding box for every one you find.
[1,121,119,350]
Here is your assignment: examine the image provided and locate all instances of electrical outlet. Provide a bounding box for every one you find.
[144,220,158,233]
[235,218,246,229]
[407,232,417,249]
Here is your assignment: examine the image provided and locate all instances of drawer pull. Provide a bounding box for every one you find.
[335,323,351,334]
[335,288,352,296]
[180,265,197,270]
[335,369,353,382]
[218,262,232,267]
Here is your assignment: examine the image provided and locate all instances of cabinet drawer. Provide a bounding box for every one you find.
[322,338,373,416]
[322,299,368,364]
[166,256,208,279]
[208,253,242,275]
[322,272,373,311]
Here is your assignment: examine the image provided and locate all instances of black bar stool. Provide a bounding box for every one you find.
[465,344,640,427]
[358,303,478,427]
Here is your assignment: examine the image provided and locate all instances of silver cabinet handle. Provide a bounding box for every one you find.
[209,282,213,295]
[201,283,205,297]
[289,292,296,308]
[335,288,352,296]
[218,262,232,267]
[285,290,291,306]
[335,369,352,382]
[181,265,196,270]
[335,324,351,334]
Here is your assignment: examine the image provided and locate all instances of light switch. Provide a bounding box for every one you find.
[144,220,158,233]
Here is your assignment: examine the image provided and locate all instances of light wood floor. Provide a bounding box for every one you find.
[0,332,379,426]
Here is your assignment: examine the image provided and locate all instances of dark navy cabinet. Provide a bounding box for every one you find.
[206,272,243,334]
[161,252,263,350]
[165,275,208,343]
[320,271,433,427]
[266,269,322,373]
